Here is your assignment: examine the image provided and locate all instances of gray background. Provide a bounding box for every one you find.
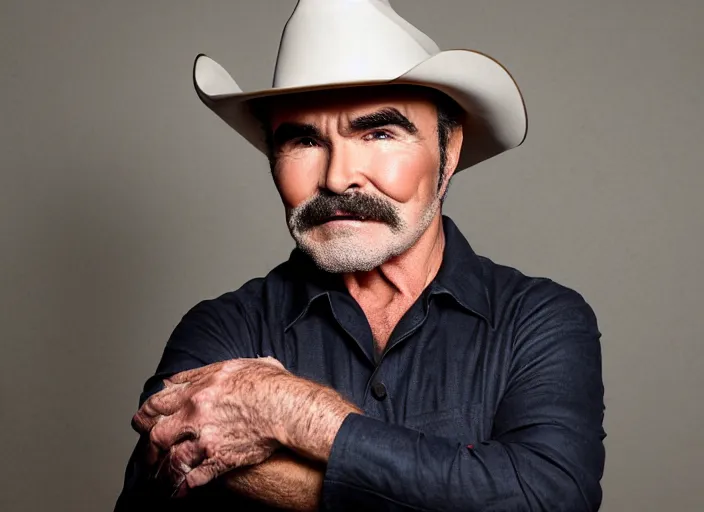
[1,0,702,510]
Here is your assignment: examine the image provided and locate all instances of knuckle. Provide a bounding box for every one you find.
[149,426,167,449]
[183,442,203,465]
[213,458,228,474]
[210,371,227,385]
[170,445,189,467]
[148,429,161,448]
[193,402,211,419]
[199,435,220,461]
[204,444,218,461]
[131,414,146,432]
[192,387,217,408]
[146,394,162,410]
[139,401,154,418]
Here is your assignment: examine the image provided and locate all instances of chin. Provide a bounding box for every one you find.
[297,233,413,274]
[311,254,383,274]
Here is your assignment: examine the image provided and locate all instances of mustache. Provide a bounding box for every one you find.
[290,192,402,232]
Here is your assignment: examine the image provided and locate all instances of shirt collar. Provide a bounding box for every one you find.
[428,216,493,324]
[284,215,493,330]
[284,249,344,331]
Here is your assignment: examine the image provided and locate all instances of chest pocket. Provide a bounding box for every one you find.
[404,404,483,440]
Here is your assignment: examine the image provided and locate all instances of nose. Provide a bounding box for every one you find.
[322,144,367,194]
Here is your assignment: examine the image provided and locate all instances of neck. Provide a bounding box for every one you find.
[342,214,446,305]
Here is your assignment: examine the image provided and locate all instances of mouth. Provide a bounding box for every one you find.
[322,211,367,223]
[325,215,365,222]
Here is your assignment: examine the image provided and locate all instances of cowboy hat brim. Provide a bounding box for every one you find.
[193,49,527,172]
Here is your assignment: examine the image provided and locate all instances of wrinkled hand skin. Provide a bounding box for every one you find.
[132,357,290,495]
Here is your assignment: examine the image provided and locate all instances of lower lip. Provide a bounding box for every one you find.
[321,218,367,226]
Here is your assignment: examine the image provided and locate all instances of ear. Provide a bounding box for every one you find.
[438,124,464,195]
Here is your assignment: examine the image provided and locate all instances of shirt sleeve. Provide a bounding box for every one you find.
[321,286,606,512]
[114,296,261,511]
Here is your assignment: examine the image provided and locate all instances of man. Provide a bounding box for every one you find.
[116,1,605,510]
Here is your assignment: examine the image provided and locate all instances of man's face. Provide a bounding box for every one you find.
[266,87,462,273]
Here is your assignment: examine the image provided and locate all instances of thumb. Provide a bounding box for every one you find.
[185,460,225,489]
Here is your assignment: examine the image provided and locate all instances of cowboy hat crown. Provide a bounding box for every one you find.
[274,0,441,88]
[194,0,527,171]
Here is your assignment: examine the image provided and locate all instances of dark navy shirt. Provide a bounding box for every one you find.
[116,216,605,511]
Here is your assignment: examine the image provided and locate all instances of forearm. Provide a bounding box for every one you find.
[320,414,603,512]
[220,450,324,511]
[214,370,359,510]
[271,373,362,462]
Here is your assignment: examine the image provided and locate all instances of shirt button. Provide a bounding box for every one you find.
[371,381,387,401]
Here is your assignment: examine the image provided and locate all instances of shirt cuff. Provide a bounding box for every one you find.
[321,413,422,511]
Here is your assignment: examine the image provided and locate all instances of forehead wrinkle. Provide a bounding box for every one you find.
[336,111,354,137]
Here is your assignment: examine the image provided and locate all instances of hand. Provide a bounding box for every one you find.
[132,357,287,493]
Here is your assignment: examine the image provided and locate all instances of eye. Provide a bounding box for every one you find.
[295,137,318,147]
[364,130,392,141]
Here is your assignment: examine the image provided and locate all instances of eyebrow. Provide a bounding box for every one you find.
[348,107,418,135]
[272,123,327,148]
[271,107,419,148]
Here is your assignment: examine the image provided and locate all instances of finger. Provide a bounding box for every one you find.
[144,382,190,416]
[168,363,221,385]
[145,439,163,467]
[185,459,226,489]
[155,440,205,493]
[170,439,206,471]
[132,385,190,433]
[151,452,188,498]
[132,410,160,434]
[149,412,196,452]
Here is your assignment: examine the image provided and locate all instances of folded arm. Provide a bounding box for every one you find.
[117,285,605,512]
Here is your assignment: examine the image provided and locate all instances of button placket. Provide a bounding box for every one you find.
[363,363,393,417]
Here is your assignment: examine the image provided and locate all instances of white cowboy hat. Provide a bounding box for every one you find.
[193,0,527,172]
